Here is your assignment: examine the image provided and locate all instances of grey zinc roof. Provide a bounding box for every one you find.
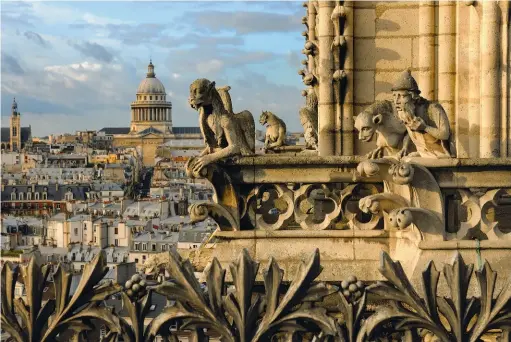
[98,127,130,135]
[132,231,179,243]
[1,184,90,202]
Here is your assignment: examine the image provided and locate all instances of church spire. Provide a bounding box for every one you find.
[147,59,155,78]
[12,97,18,116]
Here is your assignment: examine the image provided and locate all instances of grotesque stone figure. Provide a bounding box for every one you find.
[354,100,409,159]
[299,88,319,150]
[188,79,255,174]
[259,111,287,152]
[392,70,451,158]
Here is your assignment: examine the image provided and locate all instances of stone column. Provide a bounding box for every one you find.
[500,1,510,157]
[468,5,480,158]
[342,1,354,156]
[454,2,471,158]
[437,1,456,154]
[307,0,317,75]
[317,1,335,156]
[480,0,501,158]
[418,1,436,101]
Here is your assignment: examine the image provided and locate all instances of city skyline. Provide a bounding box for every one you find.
[1,1,304,136]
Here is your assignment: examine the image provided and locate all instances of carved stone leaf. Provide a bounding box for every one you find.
[264,307,337,339]
[470,262,511,341]
[441,253,474,341]
[205,257,227,322]
[1,262,25,342]
[253,249,328,341]
[157,250,211,316]
[337,290,367,342]
[264,257,284,318]
[227,249,260,342]
[421,261,441,323]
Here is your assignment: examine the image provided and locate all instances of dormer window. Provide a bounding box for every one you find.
[34,192,40,200]
[42,192,47,200]
[11,192,16,200]
[18,192,23,200]
[27,192,32,200]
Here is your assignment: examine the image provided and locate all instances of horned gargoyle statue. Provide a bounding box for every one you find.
[186,79,255,176]
[259,110,287,152]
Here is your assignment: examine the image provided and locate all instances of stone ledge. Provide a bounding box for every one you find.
[214,229,389,239]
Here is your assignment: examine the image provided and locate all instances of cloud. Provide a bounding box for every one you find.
[187,10,302,34]
[156,33,244,49]
[196,59,224,74]
[172,73,181,79]
[68,41,114,63]
[23,31,51,48]
[105,23,168,46]
[1,53,24,75]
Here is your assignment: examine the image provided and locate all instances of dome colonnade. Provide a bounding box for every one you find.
[130,61,172,133]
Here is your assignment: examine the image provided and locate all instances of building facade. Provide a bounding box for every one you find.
[100,61,203,166]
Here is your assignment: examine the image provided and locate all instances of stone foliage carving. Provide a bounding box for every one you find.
[259,111,287,152]
[187,79,255,174]
[299,88,319,151]
[3,249,510,341]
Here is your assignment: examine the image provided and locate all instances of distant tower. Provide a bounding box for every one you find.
[10,98,21,152]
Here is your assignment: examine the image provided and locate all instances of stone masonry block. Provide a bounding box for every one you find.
[376,8,419,37]
[354,9,376,38]
[354,70,375,104]
[375,37,412,70]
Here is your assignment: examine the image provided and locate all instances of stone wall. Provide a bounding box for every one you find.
[304,1,510,158]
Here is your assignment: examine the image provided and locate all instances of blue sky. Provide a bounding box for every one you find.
[1,1,305,136]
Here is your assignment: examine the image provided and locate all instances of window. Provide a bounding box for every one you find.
[161,244,167,251]
[152,244,156,252]
[150,96,152,100]
[114,239,118,246]
[27,192,32,200]
[94,226,96,233]
[12,127,17,137]
[34,192,39,200]
[114,227,118,234]
[83,223,87,231]
[56,204,61,210]
[11,192,16,200]
[144,96,147,100]
[149,304,156,311]
[42,192,47,200]
[135,258,139,263]
[94,236,97,243]
[142,243,147,251]
[18,192,23,200]
[134,243,140,251]
[142,255,146,261]
[74,228,78,236]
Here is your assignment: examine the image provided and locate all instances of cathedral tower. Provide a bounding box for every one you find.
[10,98,21,151]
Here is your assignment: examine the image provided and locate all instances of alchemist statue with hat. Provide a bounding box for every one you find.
[392,69,452,158]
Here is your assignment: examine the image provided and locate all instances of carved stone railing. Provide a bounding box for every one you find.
[186,156,511,284]
[2,249,510,341]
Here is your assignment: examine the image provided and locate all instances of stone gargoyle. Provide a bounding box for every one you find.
[354,100,410,159]
[299,88,319,151]
[187,79,255,176]
[259,110,287,152]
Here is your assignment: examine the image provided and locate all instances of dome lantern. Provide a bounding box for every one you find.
[147,59,155,78]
